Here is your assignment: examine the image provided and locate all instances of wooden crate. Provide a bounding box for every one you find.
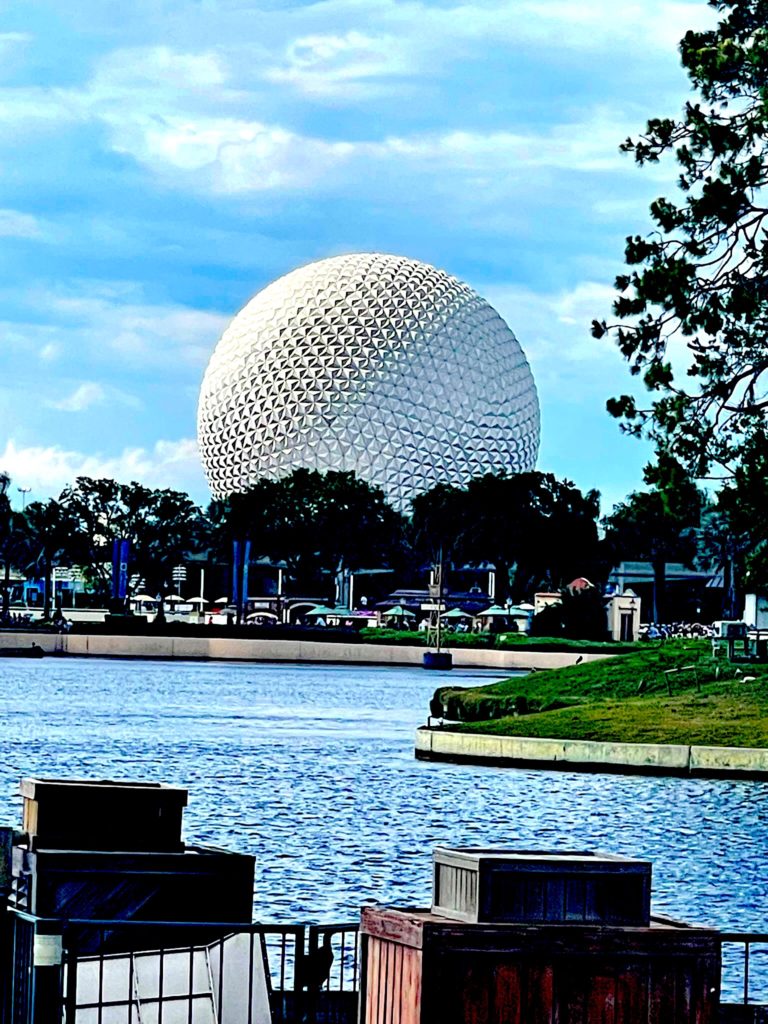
[13,843,255,953]
[360,907,720,1024]
[20,778,188,853]
[432,847,651,925]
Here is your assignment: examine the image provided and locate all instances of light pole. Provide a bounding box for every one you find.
[17,487,30,509]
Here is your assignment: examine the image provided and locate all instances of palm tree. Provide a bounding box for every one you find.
[24,499,79,621]
[0,472,30,620]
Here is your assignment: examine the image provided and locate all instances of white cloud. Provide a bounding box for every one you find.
[265,30,408,98]
[102,111,357,190]
[482,280,630,393]
[47,381,106,412]
[0,85,84,127]
[39,342,61,362]
[0,208,45,239]
[0,437,206,501]
[382,115,633,174]
[260,0,714,99]
[85,100,640,194]
[44,381,141,413]
[0,9,694,195]
[10,287,229,369]
[0,32,31,71]
[89,45,228,96]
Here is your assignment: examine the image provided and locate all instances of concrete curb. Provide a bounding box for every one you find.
[0,630,612,672]
[415,727,768,780]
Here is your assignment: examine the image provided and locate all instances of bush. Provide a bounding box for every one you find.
[529,589,609,641]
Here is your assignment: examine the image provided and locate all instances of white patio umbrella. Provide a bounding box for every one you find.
[187,596,208,605]
[131,594,157,603]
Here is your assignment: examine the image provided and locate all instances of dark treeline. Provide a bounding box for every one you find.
[0,454,762,623]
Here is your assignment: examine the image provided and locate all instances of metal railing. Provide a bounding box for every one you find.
[3,910,360,1024]
[721,932,768,1007]
[8,910,768,1020]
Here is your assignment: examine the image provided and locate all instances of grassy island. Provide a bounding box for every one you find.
[433,640,768,748]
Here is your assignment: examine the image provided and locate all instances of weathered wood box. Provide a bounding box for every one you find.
[360,906,721,1024]
[11,779,254,955]
[432,847,651,925]
[20,777,188,852]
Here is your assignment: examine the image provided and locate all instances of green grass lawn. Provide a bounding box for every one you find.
[434,640,768,748]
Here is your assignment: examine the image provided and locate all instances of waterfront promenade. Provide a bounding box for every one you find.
[0,628,609,670]
[415,725,768,779]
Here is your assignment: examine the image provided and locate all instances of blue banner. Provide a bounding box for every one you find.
[241,540,251,613]
[118,539,130,600]
[112,538,130,600]
[232,539,240,611]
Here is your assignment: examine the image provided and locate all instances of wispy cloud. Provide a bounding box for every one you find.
[0,209,46,239]
[47,382,107,413]
[265,30,409,98]
[0,437,204,500]
[78,99,641,195]
[483,280,630,391]
[4,284,229,371]
[45,381,142,413]
[263,0,714,100]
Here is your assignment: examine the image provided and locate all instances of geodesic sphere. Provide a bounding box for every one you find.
[197,253,540,510]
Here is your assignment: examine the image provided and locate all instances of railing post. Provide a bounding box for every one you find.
[63,938,79,1024]
[31,919,63,1024]
[744,941,750,1005]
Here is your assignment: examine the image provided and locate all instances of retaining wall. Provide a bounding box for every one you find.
[415,727,768,779]
[0,631,610,671]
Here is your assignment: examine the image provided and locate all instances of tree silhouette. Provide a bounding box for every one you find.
[594,1,768,479]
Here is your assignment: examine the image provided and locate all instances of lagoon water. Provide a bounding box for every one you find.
[1,657,766,943]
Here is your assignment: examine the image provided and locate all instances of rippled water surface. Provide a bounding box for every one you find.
[1,657,767,935]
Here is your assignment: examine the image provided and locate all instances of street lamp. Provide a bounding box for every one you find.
[17,487,30,509]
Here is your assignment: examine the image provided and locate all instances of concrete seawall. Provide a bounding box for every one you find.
[415,727,768,779]
[0,631,611,672]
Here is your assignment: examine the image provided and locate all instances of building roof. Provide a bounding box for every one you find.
[609,561,717,584]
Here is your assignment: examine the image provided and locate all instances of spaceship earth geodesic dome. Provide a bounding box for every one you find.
[197,253,540,510]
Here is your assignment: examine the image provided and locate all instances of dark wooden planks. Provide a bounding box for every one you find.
[360,908,720,1024]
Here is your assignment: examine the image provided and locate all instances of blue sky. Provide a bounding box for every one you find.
[0,0,715,514]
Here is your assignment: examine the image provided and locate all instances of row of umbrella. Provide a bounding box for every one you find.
[380,603,534,619]
[129,598,535,619]
[305,603,535,620]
